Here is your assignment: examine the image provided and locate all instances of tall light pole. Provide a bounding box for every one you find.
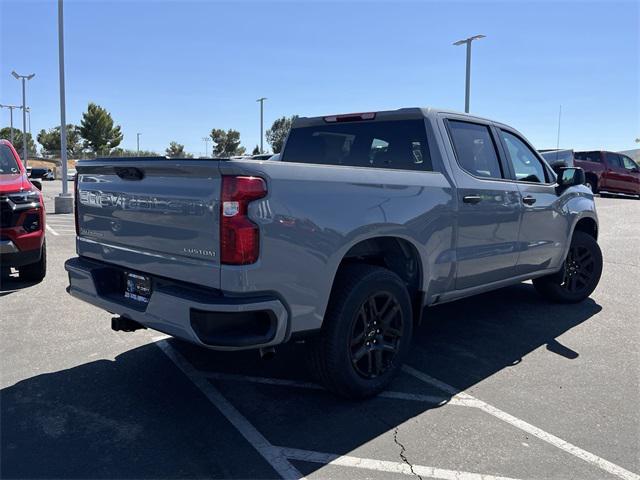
[0,104,20,144]
[55,0,73,213]
[11,70,35,165]
[257,97,267,153]
[136,132,141,156]
[453,34,485,113]
[202,136,210,157]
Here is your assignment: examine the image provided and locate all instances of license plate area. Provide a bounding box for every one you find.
[124,272,152,304]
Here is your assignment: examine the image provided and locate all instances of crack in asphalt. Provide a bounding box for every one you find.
[393,427,423,480]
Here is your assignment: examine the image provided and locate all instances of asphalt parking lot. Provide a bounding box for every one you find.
[1,181,638,480]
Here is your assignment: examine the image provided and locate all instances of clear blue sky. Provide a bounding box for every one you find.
[1,0,638,156]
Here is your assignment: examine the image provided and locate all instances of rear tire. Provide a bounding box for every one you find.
[584,178,597,194]
[20,241,47,282]
[308,264,413,399]
[533,231,602,303]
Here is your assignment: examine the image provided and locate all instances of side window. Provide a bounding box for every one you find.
[606,153,623,168]
[447,120,503,179]
[621,155,638,170]
[576,152,601,163]
[499,130,548,183]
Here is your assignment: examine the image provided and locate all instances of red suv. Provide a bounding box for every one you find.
[574,150,640,197]
[0,140,47,281]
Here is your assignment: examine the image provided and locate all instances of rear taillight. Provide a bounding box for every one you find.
[220,176,267,265]
[74,173,79,235]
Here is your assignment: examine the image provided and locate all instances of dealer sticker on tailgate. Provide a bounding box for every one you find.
[124,272,152,304]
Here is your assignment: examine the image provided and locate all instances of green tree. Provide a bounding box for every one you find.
[165,141,192,158]
[210,128,246,157]
[0,128,37,157]
[79,103,123,155]
[252,145,260,155]
[266,115,298,153]
[37,124,82,157]
[108,148,159,157]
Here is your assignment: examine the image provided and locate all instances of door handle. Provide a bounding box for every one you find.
[522,195,537,205]
[462,195,482,204]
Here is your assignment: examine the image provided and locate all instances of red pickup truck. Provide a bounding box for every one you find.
[574,150,640,197]
[0,140,47,281]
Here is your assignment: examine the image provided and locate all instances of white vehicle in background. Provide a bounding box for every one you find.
[539,149,575,169]
[66,168,77,181]
[251,153,274,160]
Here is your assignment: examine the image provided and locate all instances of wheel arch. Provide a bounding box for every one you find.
[572,215,598,241]
[584,172,598,192]
[328,235,425,325]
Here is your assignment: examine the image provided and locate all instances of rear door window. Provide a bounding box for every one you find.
[447,120,503,179]
[606,153,624,168]
[281,119,432,171]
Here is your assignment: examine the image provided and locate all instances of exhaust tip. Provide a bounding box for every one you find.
[111,316,146,332]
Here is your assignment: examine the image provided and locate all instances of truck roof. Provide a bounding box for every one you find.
[293,107,503,128]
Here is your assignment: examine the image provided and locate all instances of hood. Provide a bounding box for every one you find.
[0,173,33,195]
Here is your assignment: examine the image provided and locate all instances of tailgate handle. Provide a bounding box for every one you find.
[115,167,144,181]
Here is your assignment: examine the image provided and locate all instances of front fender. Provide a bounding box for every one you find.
[559,188,598,262]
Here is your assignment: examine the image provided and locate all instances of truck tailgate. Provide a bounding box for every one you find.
[75,159,222,289]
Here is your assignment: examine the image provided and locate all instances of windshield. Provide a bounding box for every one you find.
[0,145,21,174]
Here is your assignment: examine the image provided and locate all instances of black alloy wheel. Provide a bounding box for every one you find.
[533,230,602,303]
[560,244,596,295]
[308,264,413,399]
[349,292,404,379]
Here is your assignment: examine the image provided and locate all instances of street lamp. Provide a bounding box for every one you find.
[257,97,267,153]
[55,0,73,213]
[11,70,35,166]
[0,104,21,144]
[137,132,141,156]
[453,34,485,113]
[202,136,211,157]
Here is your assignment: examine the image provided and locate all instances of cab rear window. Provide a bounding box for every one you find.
[282,120,432,171]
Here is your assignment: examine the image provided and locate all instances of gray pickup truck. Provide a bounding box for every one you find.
[65,108,602,398]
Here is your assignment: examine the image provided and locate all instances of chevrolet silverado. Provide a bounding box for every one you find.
[65,108,602,398]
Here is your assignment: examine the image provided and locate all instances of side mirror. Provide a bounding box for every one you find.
[30,180,42,191]
[556,167,585,191]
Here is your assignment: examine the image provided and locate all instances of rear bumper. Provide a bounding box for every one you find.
[64,256,290,350]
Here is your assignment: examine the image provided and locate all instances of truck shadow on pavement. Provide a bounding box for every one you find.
[0,273,41,297]
[1,283,602,479]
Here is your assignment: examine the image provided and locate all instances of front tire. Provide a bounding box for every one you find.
[20,241,47,282]
[308,264,413,399]
[533,231,602,303]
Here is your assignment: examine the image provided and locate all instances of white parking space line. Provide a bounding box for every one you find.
[279,447,523,480]
[152,336,638,480]
[155,340,305,480]
[45,224,59,236]
[403,365,640,480]
[200,371,477,407]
